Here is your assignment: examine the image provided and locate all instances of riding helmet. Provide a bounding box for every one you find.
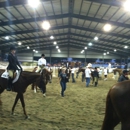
[41,54,45,57]
[10,45,16,51]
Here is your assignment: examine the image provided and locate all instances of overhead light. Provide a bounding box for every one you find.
[124,46,128,48]
[33,49,35,52]
[94,36,98,41]
[53,41,57,45]
[123,0,130,11]
[88,42,92,46]
[103,53,106,55]
[5,36,9,40]
[50,36,54,39]
[58,49,61,52]
[107,52,109,54]
[81,50,84,53]
[18,42,22,45]
[27,46,30,49]
[114,49,116,52]
[84,47,87,49]
[42,21,51,30]
[28,0,40,8]
[56,46,59,49]
[35,51,38,53]
[103,24,112,32]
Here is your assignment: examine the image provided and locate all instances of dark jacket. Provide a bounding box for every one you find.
[118,75,129,82]
[7,53,22,71]
[60,73,68,82]
[93,70,99,78]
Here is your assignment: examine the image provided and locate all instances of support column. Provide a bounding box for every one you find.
[50,49,52,64]
[85,50,87,65]
[67,44,69,58]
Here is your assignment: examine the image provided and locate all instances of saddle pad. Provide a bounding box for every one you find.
[12,70,21,83]
[1,70,9,79]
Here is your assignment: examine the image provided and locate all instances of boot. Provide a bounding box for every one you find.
[6,78,12,91]
[95,82,97,87]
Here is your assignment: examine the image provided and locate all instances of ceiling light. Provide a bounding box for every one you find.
[124,46,128,48]
[107,52,109,54]
[35,51,38,53]
[50,36,54,39]
[84,47,87,49]
[18,42,22,45]
[88,42,92,46]
[103,24,112,32]
[33,49,35,52]
[56,46,59,49]
[27,46,30,49]
[58,49,61,52]
[28,0,40,8]
[114,49,116,52]
[53,41,57,45]
[42,21,51,30]
[103,53,106,55]
[123,0,130,11]
[5,36,9,40]
[94,36,98,41]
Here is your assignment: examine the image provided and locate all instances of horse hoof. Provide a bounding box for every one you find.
[43,94,46,97]
[11,112,15,115]
[25,116,30,119]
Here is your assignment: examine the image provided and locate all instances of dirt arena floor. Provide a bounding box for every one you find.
[0,70,121,130]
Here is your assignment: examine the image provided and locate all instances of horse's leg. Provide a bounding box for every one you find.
[42,84,46,97]
[121,121,130,130]
[31,83,34,90]
[12,93,20,115]
[19,93,28,119]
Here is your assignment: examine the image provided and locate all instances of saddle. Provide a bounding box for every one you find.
[1,70,21,83]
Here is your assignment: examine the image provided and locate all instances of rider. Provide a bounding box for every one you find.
[118,70,129,82]
[37,54,46,73]
[7,46,22,91]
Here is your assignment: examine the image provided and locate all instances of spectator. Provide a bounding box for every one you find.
[118,70,129,82]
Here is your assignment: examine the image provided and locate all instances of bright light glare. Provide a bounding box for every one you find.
[5,36,9,40]
[18,42,22,45]
[124,46,128,48]
[53,41,57,45]
[56,46,59,49]
[103,53,106,55]
[81,50,84,53]
[33,49,35,52]
[28,0,40,8]
[35,51,38,53]
[103,24,112,32]
[50,36,54,39]
[42,21,51,30]
[88,42,92,46]
[84,47,87,49]
[124,0,130,11]
[114,49,116,52]
[27,46,30,49]
[58,49,61,52]
[94,36,98,41]
[107,52,109,54]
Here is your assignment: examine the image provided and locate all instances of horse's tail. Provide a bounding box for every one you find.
[101,89,118,130]
[0,85,5,94]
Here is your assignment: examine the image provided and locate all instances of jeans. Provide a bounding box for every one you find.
[86,77,91,87]
[60,81,66,96]
[72,73,75,82]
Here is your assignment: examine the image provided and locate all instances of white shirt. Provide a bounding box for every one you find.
[38,58,46,66]
[104,69,108,75]
[85,68,91,77]
[108,63,111,69]
[71,68,75,73]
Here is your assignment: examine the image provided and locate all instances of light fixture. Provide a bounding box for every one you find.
[103,53,106,55]
[107,52,109,54]
[50,36,54,39]
[103,24,112,32]
[94,36,98,41]
[33,49,35,52]
[5,36,9,40]
[28,0,40,8]
[58,49,61,52]
[81,50,84,53]
[42,21,51,30]
[56,46,59,49]
[84,47,87,49]
[27,46,30,49]
[114,49,116,52]
[124,46,128,49]
[88,42,92,46]
[35,51,38,53]
[123,0,130,11]
[18,42,22,45]
[53,41,57,45]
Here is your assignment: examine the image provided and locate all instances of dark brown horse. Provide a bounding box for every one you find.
[101,80,130,130]
[0,69,47,118]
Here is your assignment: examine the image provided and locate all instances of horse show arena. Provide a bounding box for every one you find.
[0,68,121,130]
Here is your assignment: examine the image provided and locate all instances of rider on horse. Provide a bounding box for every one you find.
[7,46,22,91]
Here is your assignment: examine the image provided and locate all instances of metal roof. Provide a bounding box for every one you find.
[0,0,130,57]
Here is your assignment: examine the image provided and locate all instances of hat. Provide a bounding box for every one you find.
[123,70,129,74]
[10,46,16,51]
[87,63,92,68]
[41,54,45,57]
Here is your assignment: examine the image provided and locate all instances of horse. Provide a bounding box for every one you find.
[32,68,52,95]
[0,69,48,118]
[101,80,130,130]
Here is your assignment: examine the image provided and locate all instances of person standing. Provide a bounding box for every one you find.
[85,65,91,87]
[118,70,129,82]
[37,54,46,73]
[71,67,75,83]
[93,67,99,87]
[104,67,108,80]
[59,68,68,97]
[7,46,22,91]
